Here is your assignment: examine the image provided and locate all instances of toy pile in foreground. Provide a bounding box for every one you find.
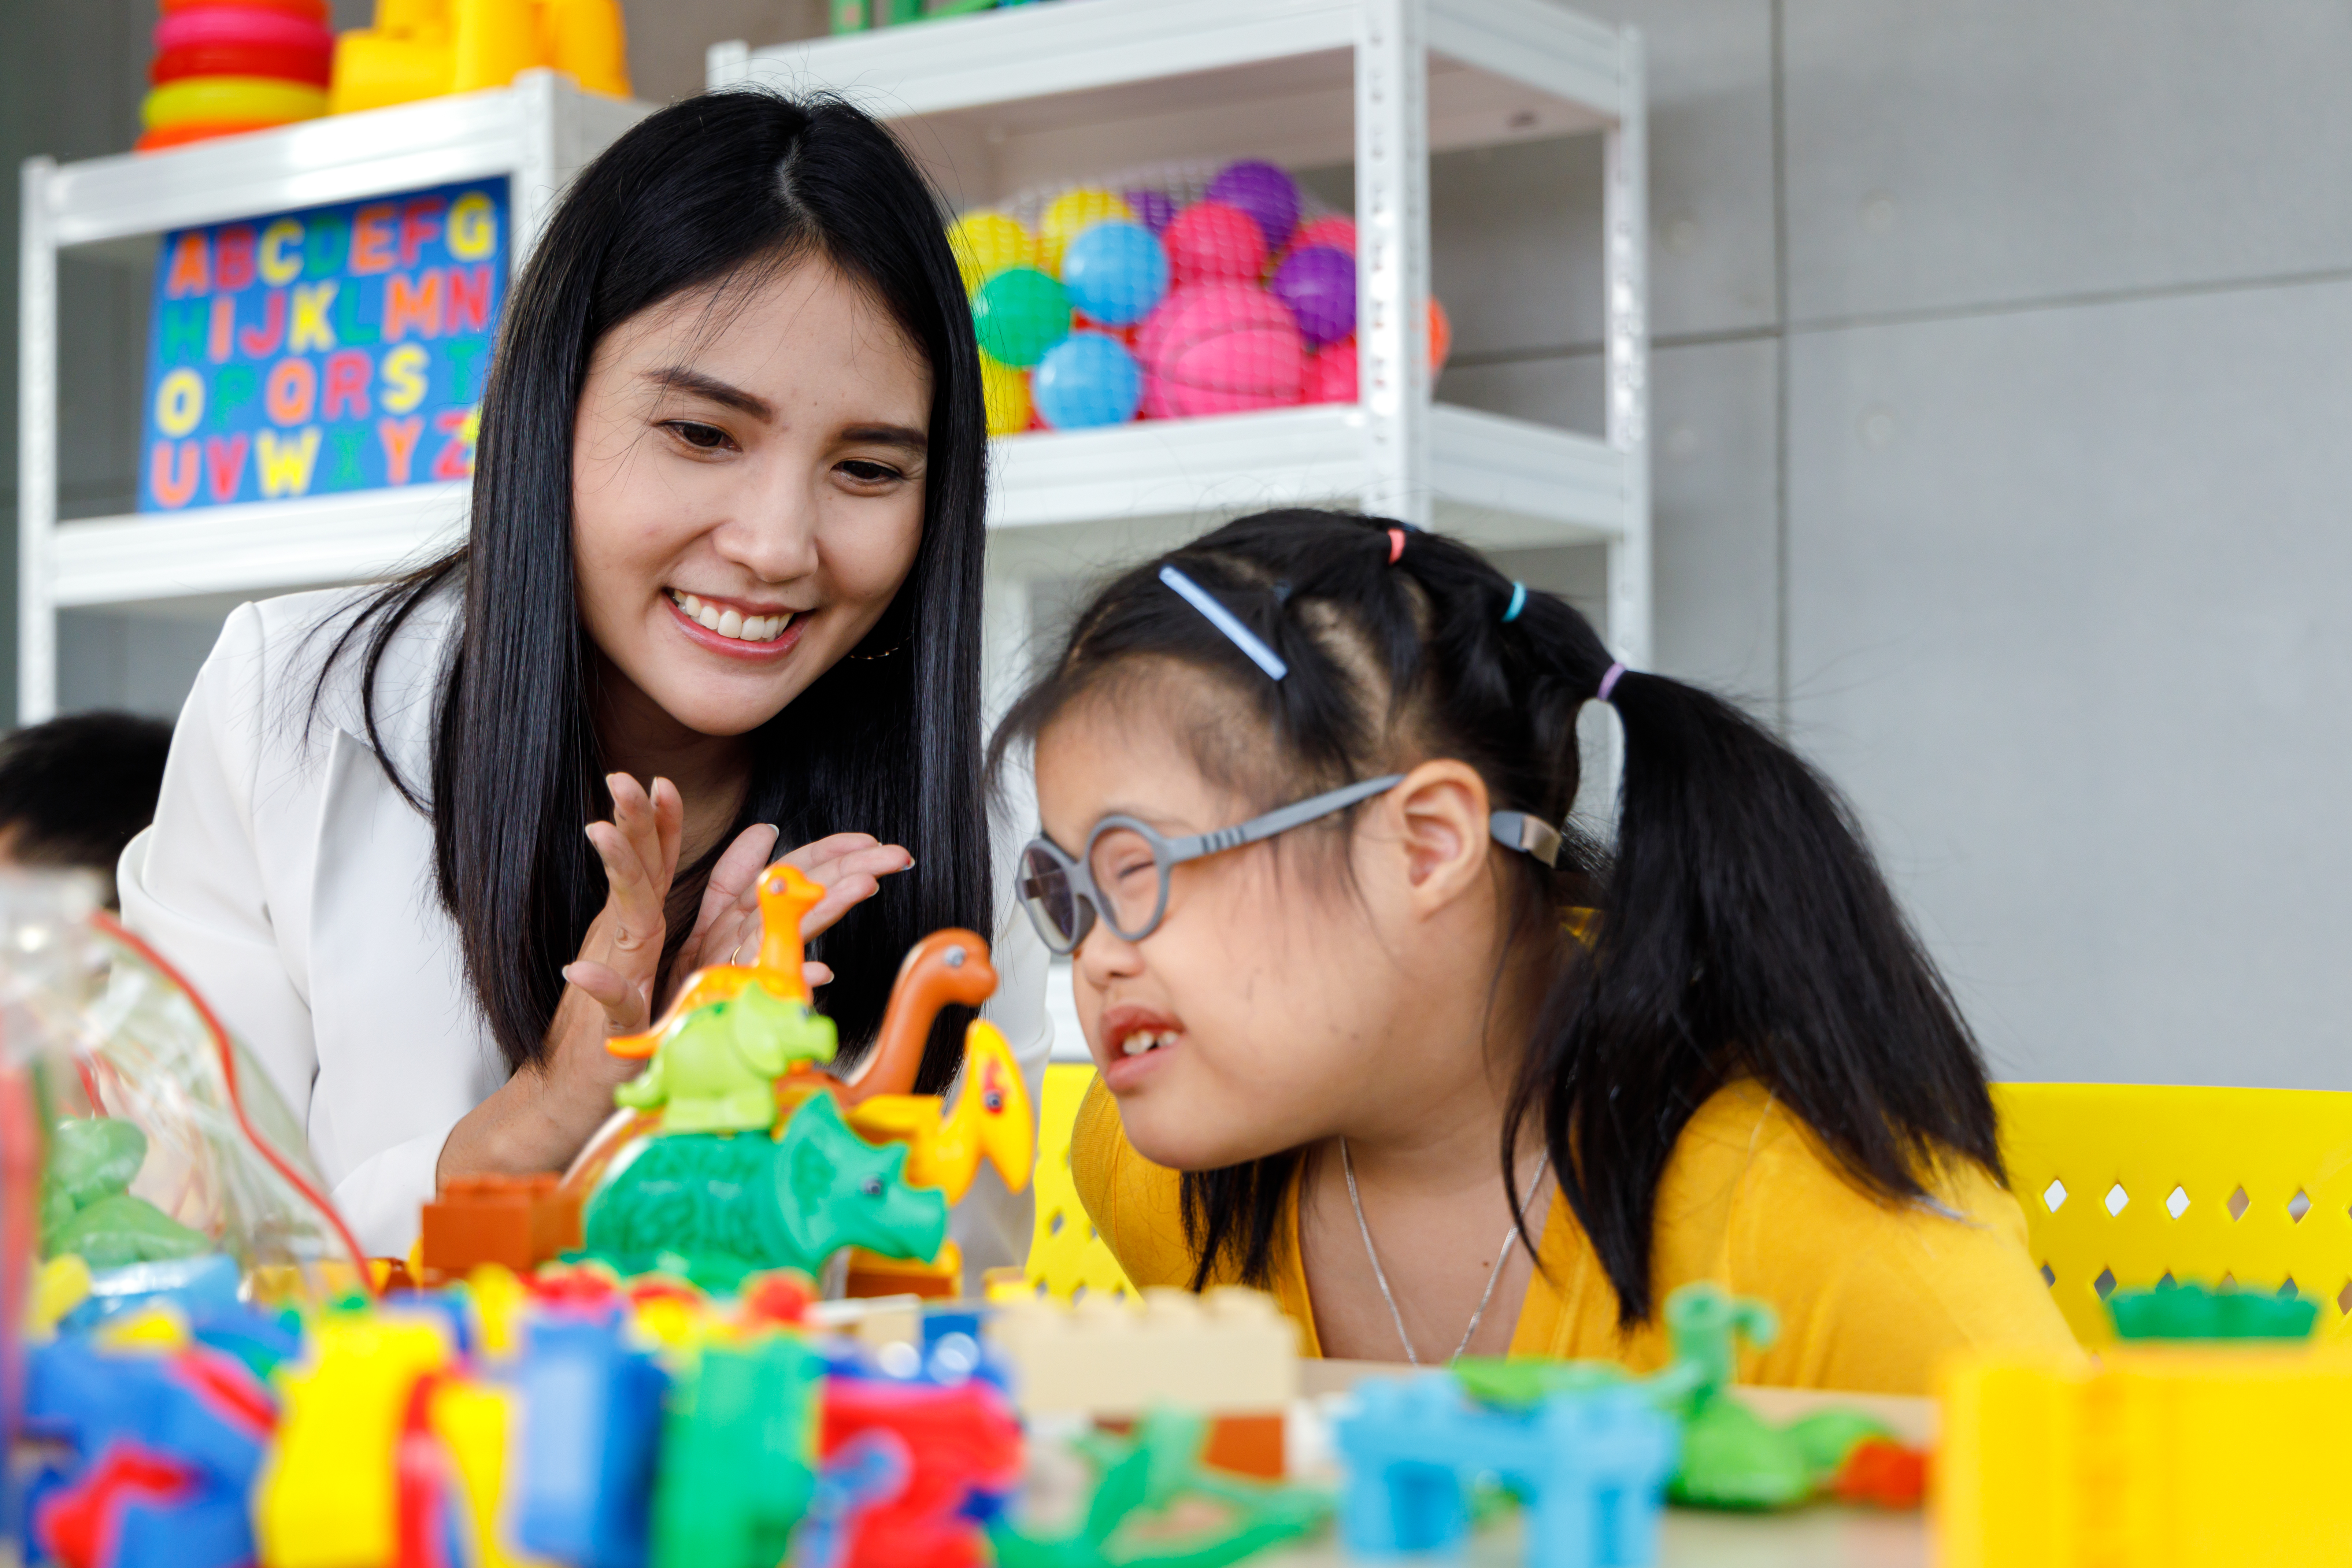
[951,159,1452,436]
[16,1263,1337,1568]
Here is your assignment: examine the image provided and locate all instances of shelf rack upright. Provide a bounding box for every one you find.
[15,71,649,721]
[713,0,1649,703]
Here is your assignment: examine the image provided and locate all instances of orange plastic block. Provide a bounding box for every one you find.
[419,1173,582,1282]
[846,1240,962,1300]
[1937,1345,2352,1568]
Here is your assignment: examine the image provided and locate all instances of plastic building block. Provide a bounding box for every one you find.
[425,1377,544,1568]
[846,1240,963,1300]
[844,1020,1036,1203]
[792,1429,911,1568]
[990,1409,1330,1568]
[2107,1277,2319,1341]
[986,1287,1299,1419]
[1829,1436,1927,1509]
[1336,1372,1677,1568]
[580,1094,947,1290]
[418,1174,584,1283]
[24,1334,277,1568]
[819,1375,1023,1568]
[649,1333,821,1568]
[512,1315,668,1568]
[253,1315,453,1568]
[1938,1346,2352,1567]
[61,1254,241,1331]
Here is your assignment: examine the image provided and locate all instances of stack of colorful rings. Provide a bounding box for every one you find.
[138,0,334,153]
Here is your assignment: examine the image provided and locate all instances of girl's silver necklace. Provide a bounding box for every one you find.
[1340,1137,1552,1366]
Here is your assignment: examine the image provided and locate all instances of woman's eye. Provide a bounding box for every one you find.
[666,420,730,450]
[837,459,903,484]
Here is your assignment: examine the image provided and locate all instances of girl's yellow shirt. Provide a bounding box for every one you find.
[1071,1076,2081,1395]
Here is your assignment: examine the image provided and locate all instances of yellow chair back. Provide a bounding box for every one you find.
[1994,1083,2352,1348]
[1021,1063,1138,1302]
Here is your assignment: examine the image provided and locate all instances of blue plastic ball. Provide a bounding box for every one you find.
[1057,221,1168,329]
[1031,333,1142,429]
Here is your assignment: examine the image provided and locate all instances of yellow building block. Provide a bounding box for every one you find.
[1022,1063,1137,1304]
[432,1379,556,1568]
[1938,1346,2352,1567]
[255,1316,454,1568]
[986,1285,1298,1419]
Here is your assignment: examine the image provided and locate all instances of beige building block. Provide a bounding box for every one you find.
[989,1286,1300,1417]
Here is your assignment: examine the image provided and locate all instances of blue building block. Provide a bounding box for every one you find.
[1336,1373,1677,1568]
[515,1316,669,1568]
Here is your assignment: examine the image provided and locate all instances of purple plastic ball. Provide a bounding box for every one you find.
[1270,244,1356,346]
[1121,188,1180,234]
[1204,159,1300,252]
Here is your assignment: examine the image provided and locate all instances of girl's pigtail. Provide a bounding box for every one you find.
[1512,614,2002,1325]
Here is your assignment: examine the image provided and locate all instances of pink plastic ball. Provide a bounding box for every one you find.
[1162,201,1268,289]
[1137,283,1306,419]
[1304,338,1356,404]
[1289,215,1357,256]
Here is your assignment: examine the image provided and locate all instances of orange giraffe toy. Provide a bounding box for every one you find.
[846,1019,1034,1204]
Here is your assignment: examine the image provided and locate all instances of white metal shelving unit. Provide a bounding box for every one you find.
[712,0,1649,702]
[15,71,650,721]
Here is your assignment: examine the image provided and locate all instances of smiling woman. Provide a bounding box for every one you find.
[116,91,1051,1268]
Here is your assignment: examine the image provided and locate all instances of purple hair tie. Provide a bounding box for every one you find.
[1596,661,1628,704]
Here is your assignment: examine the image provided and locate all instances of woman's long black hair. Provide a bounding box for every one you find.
[991,509,2001,1324]
[319,90,991,1092]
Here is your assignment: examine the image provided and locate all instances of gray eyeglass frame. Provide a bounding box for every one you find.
[1018,775,1564,954]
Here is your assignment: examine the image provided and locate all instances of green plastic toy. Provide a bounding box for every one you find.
[990,1409,1332,1568]
[613,983,838,1135]
[1455,1282,1900,1512]
[581,1094,947,1290]
[40,1117,210,1268]
[2108,1278,2320,1342]
[650,1332,820,1568]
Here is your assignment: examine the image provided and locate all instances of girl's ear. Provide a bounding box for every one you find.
[1387,759,1493,913]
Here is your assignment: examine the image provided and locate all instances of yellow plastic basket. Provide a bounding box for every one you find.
[1994,1083,2352,1347]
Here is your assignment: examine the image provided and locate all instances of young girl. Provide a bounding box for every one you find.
[994,509,2076,1393]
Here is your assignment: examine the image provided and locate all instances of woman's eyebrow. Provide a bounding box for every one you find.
[843,423,929,452]
[642,365,773,419]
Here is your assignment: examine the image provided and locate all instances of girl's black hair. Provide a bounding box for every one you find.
[319,89,991,1092]
[991,508,2001,1324]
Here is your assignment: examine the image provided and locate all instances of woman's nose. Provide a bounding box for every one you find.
[714,467,822,582]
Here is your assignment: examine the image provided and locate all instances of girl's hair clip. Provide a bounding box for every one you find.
[1501,582,1527,623]
[1158,564,1288,681]
[1597,661,1629,704]
[1386,527,1407,564]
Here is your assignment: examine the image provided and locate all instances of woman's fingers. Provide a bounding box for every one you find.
[585,819,664,968]
[693,823,783,939]
[649,776,685,888]
[561,959,633,1015]
[796,843,913,938]
[804,961,834,989]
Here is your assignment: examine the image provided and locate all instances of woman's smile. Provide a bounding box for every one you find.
[663,588,805,660]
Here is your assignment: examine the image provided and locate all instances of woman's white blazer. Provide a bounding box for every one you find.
[117,585,1052,1265]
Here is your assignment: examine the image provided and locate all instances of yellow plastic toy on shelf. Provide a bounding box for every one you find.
[330,0,630,117]
[1994,1082,2352,1347]
[1938,1345,2352,1567]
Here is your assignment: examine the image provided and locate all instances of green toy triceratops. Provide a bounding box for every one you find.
[41,1117,211,1268]
[612,982,837,1134]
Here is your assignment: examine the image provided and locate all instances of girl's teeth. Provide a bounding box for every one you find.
[1120,1030,1171,1057]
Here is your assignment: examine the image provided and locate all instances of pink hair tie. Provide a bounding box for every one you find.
[1386,527,1406,564]
[1596,661,1628,704]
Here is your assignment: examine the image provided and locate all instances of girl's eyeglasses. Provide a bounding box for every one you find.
[1016,775,1566,954]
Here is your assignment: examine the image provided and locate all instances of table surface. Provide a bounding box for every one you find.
[1264,1363,1930,1568]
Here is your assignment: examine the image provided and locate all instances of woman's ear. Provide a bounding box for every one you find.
[1384,759,1493,916]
